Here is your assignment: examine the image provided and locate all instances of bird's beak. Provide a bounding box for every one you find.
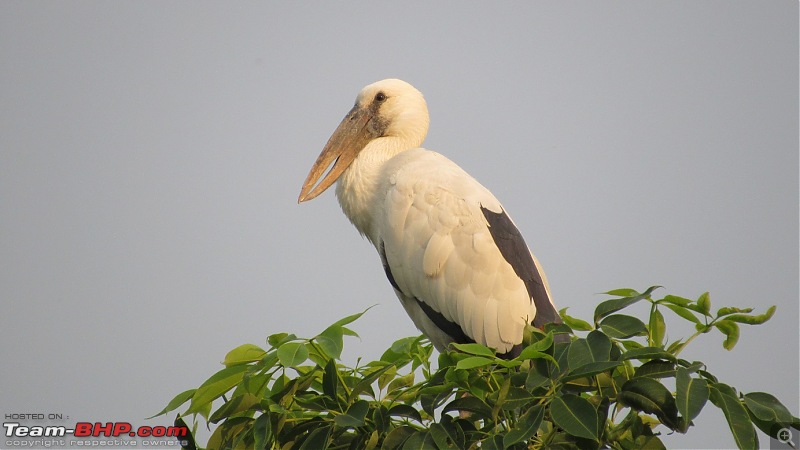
[298,105,375,203]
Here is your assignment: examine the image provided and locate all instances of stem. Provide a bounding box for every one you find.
[672,330,701,358]
[595,375,604,399]
[673,317,716,358]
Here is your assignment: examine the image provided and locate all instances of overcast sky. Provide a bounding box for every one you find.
[1,2,797,449]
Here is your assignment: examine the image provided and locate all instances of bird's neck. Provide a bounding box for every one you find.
[335,136,410,243]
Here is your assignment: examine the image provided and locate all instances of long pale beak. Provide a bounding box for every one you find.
[298,105,375,203]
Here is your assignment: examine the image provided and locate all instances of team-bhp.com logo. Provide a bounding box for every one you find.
[5,422,188,438]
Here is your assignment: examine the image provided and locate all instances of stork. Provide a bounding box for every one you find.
[298,79,563,357]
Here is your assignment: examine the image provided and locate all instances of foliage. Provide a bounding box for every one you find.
[155,287,797,449]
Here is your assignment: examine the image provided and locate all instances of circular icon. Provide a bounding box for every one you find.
[777,427,792,444]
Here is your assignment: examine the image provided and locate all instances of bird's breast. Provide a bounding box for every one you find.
[334,144,411,243]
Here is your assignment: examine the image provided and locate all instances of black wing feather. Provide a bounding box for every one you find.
[480,206,562,328]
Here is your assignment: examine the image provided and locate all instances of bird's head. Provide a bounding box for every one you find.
[298,79,429,203]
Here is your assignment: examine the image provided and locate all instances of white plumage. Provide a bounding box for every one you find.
[299,79,562,356]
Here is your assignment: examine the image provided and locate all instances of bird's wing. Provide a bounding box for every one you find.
[376,149,558,354]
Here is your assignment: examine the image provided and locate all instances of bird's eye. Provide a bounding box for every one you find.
[375,92,387,102]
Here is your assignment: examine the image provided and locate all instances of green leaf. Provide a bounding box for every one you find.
[277,341,309,367]
[479,435,504,450]
[443,369,470,391]
[387,371,415,394]
[498,386,538,410]
[698,369,718,384]
[525,332,555,353]
[743,392,794,424]
[567,338,594,369]
[442,396,493,420]
[563,361,623,382]
[294,393,337,412]
[560,308,594,331]
[525,369,551,391]
[209,393,260,423]
[332,307,373,328]
[341,326,359,337]
[223,343,267,366]
[717,306,754,316]
[322,358,339,400]
[149,389,196,418]
[660,294,692,307]
[517,346,558,366]
[603,288,641,297]
[390,336,418,354]
[599,314,648,339]
[594,286,660,323]
[666,339,686,354]
[382,426,416,449]
[649,308,666,347]
[252,413,271,450]
[456,356,495,370]
[544,323,573,342]
[401,431,436,450]
[207,416,251,450]
[187,365,249,415]
[334,400,370,428]
[350,363,394,401]
[299,424,331,450]
[725,305,776,325]
[267,332,296,348]
[621,346,676,362]
[258,351,279,372]
[709,385,759,449]
[715,320,740,351]
[633,360,676,379]
[587,330,612,362]
[696,292,711,316]
[676,367,709,431]
[421,386,456,418]
[618,378,680,430]
[377,364,398,392]
[503,405,544,447]
[748,414,792,442]
[451,342,496,357]
[430,418,464,449]
[679,360,706,373]
[717,382,740,398]
[663,303,701,325]
[387,404,424,423]
[316,324,344,360]
[550,394,601,441]
[494,358,522,369]
[194,402,212,424]
[371,405,389,435]
[634,434,667,449]
[549,341,570,377]
[565,336,617,379]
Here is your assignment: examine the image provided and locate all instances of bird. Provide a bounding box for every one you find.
[298,79,563,358]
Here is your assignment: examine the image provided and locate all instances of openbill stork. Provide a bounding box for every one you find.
[298,79,563,357]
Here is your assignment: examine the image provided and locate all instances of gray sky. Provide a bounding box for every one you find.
[1,2,797,449]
